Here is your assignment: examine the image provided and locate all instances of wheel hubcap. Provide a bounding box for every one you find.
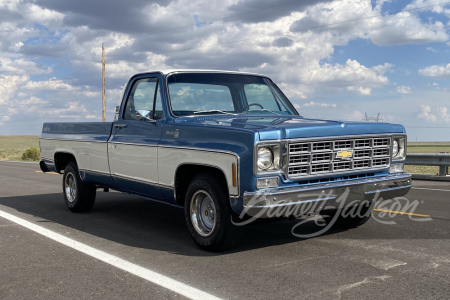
[65,172,77,203]
[190,190,216,237]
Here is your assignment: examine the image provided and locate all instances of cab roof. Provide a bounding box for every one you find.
[135,69,270,78]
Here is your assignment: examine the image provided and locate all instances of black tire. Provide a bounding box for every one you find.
[184,173,244,251]
[321,202,373,229]
[62,161,96,213]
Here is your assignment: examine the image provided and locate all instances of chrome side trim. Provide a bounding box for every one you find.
[109,141,158,147]
[39,138,107,143]
[113,174,173,188]
[159,145,240,157]
[79,169,110,176]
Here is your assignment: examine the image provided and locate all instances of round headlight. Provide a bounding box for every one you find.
[257,147,273,170]
[392,139,399,156]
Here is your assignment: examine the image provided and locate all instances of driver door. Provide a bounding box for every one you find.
[109,76,164,199]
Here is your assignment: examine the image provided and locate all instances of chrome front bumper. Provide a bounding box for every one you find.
[242,173,412,218]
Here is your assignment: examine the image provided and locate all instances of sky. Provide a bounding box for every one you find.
[0,0,449,141]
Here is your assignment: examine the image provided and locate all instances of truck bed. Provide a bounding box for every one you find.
[40,122,113,175]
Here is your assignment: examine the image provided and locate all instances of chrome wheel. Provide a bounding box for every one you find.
[190,190,217,237]
[65,172,77,203]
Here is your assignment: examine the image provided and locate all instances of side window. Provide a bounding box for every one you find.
[124,78,159,120]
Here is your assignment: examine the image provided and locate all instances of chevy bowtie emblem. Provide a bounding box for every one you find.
[336,150,353,159]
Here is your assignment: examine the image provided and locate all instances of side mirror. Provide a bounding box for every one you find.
[114,106,120,121]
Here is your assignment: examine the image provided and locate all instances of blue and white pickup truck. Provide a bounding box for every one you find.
[40,70,412,250]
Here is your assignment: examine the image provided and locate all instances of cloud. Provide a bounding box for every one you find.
[396,85,411,94]
[299,59,390,92]
[418,105,450,123]
[0,75,29,105]
[271,37,294,47]
[227,0,332,24]
[289,0,448,46]
[419,63,450,78]
[347,86,371,95]
[35,0,173,34]
[437,107,450,123]
[0,57,52,75]
[346,111,365,121]
[302,101,337,107]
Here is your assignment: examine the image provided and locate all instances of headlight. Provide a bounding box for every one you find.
[257,147,273,170]
[392,136,406,160]
[255,144,283,174]
[392,139,399,156]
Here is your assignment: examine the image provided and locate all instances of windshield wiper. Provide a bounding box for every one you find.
[247,108,281,115]
[193,110,235,115]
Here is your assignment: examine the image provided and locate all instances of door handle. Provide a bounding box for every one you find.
[115,124,127,129]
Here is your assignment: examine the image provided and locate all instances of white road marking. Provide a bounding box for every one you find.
[0,209,222,300]
[361,257,407,270]
[411,187,450,192]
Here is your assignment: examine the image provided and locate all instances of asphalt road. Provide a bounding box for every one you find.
[0,160,449,300]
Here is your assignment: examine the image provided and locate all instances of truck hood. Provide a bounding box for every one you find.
[176,115,405,140]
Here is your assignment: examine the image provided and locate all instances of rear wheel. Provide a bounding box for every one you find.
[184,174,244,251]
[321,202,373,228]
[62,162,96,212]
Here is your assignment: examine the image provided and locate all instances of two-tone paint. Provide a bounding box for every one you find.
[40,69,410,215]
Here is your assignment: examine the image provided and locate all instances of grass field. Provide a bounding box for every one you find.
[0,135,40,161]
[0,136,448,174]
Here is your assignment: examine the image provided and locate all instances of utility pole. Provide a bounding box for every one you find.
[102,43,106,122]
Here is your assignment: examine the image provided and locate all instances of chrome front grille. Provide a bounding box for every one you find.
[287,136,391,179]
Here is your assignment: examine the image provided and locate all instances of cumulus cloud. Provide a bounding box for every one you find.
[303,101,337,107]
[346,111,365,121]
[418,105,450,123]
[397,85,411,94]
[0,75,29,105]
[419,63,450,78]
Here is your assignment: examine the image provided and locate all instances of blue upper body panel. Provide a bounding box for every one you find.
[41,122,113,142]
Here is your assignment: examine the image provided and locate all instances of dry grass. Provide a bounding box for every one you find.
[0,135,40,161]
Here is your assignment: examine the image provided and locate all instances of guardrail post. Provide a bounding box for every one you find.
[439,166,449,176]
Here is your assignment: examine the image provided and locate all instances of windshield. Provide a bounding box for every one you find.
[167,73,298,117]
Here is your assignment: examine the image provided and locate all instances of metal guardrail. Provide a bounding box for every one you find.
[405,153,450,181]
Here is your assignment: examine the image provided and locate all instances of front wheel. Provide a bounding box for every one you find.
[62,162,96,213]
[184,174,244,251]
[321,202,373,228]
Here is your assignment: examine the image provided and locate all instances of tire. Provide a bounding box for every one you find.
[62,161,96,213]
[321,202,373,229]
[184,173,244,251]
